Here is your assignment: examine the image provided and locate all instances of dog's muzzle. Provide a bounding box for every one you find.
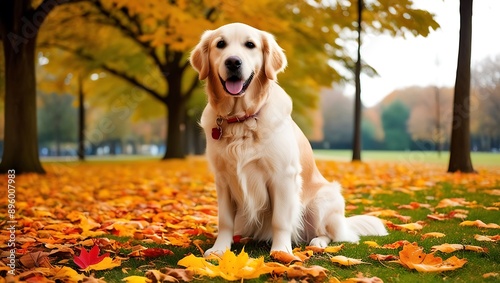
[219,56,254,96]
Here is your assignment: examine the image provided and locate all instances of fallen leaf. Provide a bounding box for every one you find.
[178,249,271,281]
[73,245,109,270]
[145,270,178,282]
[474,234,500,242]
[431,244,488,253]
[330,255,366,266]
[122,276,152,283]
[421,232,446,239]
[386,221,424,232]
[267,262,328,281]
[483,272,499,278]
[305,244,344,253]
[142,248,174,258]
[369,254,399,261]
[363,241,380,248]
[342,272,384,283]
[381,240,411,249]
[460,220,500,229]
[398,202,432,210]
[84,256,121,271]
[435,198,470,208]
[270,250,302,264]
[398,243,467,272]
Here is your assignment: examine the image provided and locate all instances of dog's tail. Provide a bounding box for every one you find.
[346,215,388,238]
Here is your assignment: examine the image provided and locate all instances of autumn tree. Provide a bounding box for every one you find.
[448,0,474,173]
[0,0,82,173]
[37,0,438,160]
[352,0,363,161]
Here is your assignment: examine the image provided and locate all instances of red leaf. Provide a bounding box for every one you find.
[73,245,109,269]
[142,248,174,258]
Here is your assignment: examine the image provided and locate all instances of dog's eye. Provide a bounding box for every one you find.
[245,41,255,49]
[216,40,226,49]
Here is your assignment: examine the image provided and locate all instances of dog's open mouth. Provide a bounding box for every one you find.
[219,72,254,96]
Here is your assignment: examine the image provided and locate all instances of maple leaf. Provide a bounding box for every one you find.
[398,243,467,272]
[178,249,271,281]
[72,245,119,271]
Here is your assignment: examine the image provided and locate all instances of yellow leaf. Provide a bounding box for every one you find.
[122,276,152,283]
[363,241,380,248]
[460,220,500,229]
[421,232,446,239]
[52,266,85,282]
[324,244,344,253]
[329,256,365,266]
[84,257,121,272]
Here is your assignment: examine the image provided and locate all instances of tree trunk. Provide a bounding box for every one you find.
[0,2,45,173]
[448,0,475,173]
[163,66,186,159]
[77,74,85,160]
[352,0,363,162]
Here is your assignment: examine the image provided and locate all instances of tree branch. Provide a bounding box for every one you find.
[88,0,164,68]
[41,42,166,103]
[33,0,86,27]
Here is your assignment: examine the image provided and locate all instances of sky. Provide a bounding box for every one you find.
[351,0,500,107]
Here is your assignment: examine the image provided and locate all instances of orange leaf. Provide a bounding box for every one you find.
[421,232,446,239]
[460,220,500,229]
[398,243,467,272]
[270,250,302,264]
[369,254,399,261]
[432,244,488,253]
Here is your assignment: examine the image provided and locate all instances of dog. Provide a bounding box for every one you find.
[190,23,387,257]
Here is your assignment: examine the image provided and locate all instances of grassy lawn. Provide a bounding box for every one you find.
[313,149,500,167]
[1,153,499,282]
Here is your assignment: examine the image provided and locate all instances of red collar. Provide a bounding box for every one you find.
[225,111,259,124]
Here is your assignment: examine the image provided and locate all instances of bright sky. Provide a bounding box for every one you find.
[352,0,500,107]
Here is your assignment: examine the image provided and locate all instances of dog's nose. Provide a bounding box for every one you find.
[225,56,242,72]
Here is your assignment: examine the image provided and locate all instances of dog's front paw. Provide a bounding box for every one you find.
[204,247,225,258]
[309,236,331,248]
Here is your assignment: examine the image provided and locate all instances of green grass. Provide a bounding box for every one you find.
[92,175,499,283]
[314,150,499,167]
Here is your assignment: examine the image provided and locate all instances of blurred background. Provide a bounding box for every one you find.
[0,0,498,161]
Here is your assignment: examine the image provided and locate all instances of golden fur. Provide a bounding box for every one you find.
[190,23,387,256]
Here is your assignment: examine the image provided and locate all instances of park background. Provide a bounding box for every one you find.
[1,1,500,282]
[0,0,498,168]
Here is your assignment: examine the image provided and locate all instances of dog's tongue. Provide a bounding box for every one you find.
[225,80,244,95]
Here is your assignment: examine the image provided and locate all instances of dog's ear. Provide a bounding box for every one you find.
[262,31,287,81]
[190,30,213,80]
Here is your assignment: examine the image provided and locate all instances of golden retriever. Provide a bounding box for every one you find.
[190,23,387,257]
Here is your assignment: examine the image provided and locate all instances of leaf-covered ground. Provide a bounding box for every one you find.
[1,157,499,282]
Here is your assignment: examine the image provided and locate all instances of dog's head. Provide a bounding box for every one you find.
[190,23,287,100]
